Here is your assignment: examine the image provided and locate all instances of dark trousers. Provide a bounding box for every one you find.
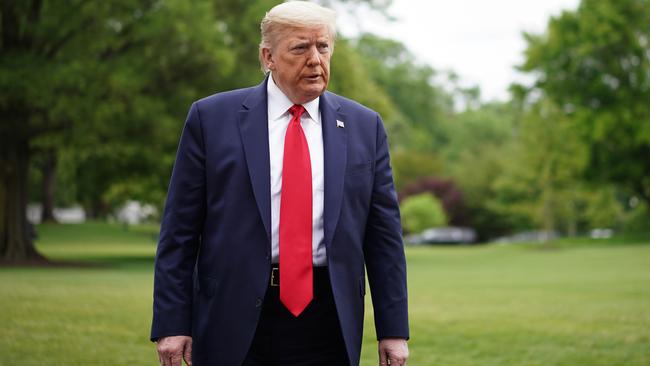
[242,267,349,366]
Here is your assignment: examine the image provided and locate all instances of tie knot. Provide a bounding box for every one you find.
[288,104,305,120]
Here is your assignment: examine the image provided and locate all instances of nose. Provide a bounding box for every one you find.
[306,46,321,66]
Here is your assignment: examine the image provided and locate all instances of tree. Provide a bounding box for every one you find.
[212,0,281,89]
[355,33,453,151]
[520,0,650,206]
[391,151,443,191]
[0,0,229,262]
[328,39,406,146]
[0,0,436,263]
[489,100,592,237]
[440,102,518,239]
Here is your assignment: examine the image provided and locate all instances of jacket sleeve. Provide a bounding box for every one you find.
[363,114,410,340]
[150,102,205,341]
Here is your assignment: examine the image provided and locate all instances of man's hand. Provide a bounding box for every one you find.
[156,336,192,366]
[378,338,409,366]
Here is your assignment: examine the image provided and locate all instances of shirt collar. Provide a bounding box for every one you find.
[267,73,321,124]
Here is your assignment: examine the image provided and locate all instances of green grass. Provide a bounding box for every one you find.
[1,222,649,365]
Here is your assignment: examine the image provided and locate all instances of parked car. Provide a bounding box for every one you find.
[405,227,477,245]
[491,230,559,244]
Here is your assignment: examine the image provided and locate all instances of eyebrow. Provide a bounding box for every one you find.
[288,38,330,49]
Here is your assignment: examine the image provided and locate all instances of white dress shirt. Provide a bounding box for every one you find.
[267,75,326,266]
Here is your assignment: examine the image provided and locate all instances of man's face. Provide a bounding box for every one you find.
[263,25,332,105]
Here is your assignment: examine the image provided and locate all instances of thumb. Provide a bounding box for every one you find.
[183,339,193,366]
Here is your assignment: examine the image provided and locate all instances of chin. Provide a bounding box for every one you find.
[304,84,326,97]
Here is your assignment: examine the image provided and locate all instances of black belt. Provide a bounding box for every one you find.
[269,265,329,287]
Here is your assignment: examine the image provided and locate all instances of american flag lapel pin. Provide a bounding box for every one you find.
[336,120,345,128]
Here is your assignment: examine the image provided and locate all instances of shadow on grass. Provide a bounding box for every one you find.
[70,254,155,268]
[0,255,155,269]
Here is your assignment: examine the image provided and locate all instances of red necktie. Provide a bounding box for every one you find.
[279,104,313,317]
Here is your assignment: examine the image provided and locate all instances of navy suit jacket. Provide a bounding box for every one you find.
[151,78,409,366]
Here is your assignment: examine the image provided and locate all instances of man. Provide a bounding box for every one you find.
[151,2,409,366]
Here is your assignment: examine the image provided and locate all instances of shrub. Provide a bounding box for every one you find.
[400,177,469,226]
[400,193,448,234]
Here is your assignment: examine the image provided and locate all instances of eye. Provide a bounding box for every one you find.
[317,43,330,53]
[291,44,308,54]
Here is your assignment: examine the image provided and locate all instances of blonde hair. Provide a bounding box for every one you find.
[259,1,337,73]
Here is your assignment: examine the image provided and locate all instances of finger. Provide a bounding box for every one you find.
[392,355,408,366]
[171,352,183,366]
[379,348,389,365]
[183,340,192,366]
[156,344,165,366]
[157,345,171,366]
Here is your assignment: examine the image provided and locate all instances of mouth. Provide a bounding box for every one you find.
[304,74,321,82]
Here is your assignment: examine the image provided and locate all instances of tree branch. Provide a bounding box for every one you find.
[42,17,96,59]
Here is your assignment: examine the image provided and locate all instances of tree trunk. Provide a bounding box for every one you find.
[542,196,555,243]
[0,139,46,263]
[40,149,58,223]
[541,174,555,245]
[86,199,109,220]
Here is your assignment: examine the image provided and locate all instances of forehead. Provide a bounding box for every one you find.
[276,25,331,44]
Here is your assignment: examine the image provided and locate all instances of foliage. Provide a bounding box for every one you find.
[439,102,518,239]
[400,193,448,234]
[1,0,233,258]
[581,186,625,229]
[486,100,629,235]
[354,33,453,151]
[489,100,590,233]
[520,0,650,205]
[63,0,232,216]
[328,39,404,141]
[391,151,443,191]
[5,0,650,255]
[622,200,650,234]
[212,0,281,88]
[400,177,468,227]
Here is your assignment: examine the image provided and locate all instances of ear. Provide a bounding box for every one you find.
[262,48,275,71]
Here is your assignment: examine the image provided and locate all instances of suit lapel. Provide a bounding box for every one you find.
[238,79,272,241]
[237,85,347,248]
[320,92,347,249]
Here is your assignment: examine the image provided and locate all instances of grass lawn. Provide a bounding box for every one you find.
[1,222,649,365]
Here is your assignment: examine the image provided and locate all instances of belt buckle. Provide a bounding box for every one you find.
[270,267,279,287]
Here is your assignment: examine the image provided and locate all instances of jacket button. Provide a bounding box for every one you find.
[255,298,263,307]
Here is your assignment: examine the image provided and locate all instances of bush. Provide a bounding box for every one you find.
[400,177,469,226]
[622,200,650,235]
[400,193,448,234]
